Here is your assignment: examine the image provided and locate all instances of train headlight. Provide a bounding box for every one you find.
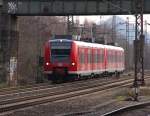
[72,62,75,66]
[46,62,50,66]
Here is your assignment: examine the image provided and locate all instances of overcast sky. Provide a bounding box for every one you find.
[78,15,150,32]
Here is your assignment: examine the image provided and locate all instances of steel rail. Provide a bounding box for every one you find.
[0,83,49,93]
[2,74,150,114]
[102,101,150,116]
[0,71,133,96]
[0,78,136,113]
[0,78,108,95]
[0,74,131,100]
[0,71,133,94]
[0,76,134,105]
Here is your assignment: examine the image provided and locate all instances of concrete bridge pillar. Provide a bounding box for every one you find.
[0,3,18,86]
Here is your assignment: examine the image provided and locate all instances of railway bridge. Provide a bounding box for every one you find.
[0,0,149,86]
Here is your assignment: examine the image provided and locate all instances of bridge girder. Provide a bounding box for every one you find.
[1,0,150,16]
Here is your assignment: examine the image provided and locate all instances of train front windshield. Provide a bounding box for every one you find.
[50,41,72,63]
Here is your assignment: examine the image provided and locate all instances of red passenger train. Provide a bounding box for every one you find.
[44,38,125,83]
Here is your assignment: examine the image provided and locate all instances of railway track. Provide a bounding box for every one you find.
[0,73,132,101]
[0,76,132,102]
[0,71,132,95]
[0,83,50,95]
[102,101,150,116]
[0,75,146,114]
[0,72,133,97]
[0,77,110,96]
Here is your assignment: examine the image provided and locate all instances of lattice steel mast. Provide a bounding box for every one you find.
[134,0,145,100]
[67,16,74,35]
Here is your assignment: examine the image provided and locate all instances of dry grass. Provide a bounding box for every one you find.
[139,87,150,96]
[113,79,150,101]
[0,83,8,89]
[113,86,150,102]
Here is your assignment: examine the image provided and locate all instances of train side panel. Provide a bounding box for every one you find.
[105,46,125,74]
[77,44,93,76]
[69,42,78,72]
[43,39,125,82]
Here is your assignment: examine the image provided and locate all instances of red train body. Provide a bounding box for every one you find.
[44,39,125,82]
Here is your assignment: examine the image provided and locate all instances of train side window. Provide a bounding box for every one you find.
[117,51,119,63]
[116,52,117,63]
[101,49,104,63]
[88,49,90,64]
[117,52,119,63]
[92,49,94,63]
[98,50,100,63]
[112,51,113,63]
[121,52,123,62]
[79,48,84,64]
[119,52,121,62]
[97,49,99,63]
[115,51,117,63]
[111,51,114,63]
[95,49,97,63]
[107,50,109,63]
[109,50,113,63]
[118,52,120,62]
[97,49,100,63]
[119,52,120,62]
[114,51,116,63]
[94,49,97,63]
[81,49,84,64]
[79,48,81,63]
[89,49,92,63]
[108,50,111,63]
[113,51,115,63]
[99,49,102,63]
[123,52,125,63]
[120,52,122,62]
[96,49,98,63]
[98,49,100,63]
[111,51,112,63]
[97,50,98,63]
[109,51,112,63]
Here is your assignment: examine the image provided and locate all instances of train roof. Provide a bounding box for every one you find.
[104,44,124,51]
[48,39,124,51]
[74,40,124,51]
[74,40,104,48]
